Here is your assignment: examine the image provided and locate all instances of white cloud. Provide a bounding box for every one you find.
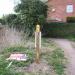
[0,0,15,17]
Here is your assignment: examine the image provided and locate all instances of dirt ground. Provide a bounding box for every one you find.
[53,39,75,75]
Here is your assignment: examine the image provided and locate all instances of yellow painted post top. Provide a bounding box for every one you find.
[36,24,40,32]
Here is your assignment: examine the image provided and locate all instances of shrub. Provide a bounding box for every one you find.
[67,17,75,23]
[42,22,75,38]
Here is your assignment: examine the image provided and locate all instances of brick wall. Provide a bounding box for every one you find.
[47,0,75,22]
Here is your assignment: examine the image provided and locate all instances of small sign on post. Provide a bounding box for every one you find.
[35,24,41,64]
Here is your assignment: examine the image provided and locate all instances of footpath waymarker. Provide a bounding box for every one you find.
[35,24,41,64]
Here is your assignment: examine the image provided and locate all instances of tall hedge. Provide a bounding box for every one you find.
[42,22,75,38]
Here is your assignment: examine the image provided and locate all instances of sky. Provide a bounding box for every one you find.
[0,0,19,17]
[0,0,47,18]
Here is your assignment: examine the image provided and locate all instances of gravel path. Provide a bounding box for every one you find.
[53,39,75,75]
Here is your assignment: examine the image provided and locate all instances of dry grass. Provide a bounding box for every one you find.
[0,27,66,75]
[0,26,29,51]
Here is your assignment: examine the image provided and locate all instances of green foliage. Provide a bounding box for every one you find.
[2,14,18,27]
[0,58,34,75]
[15,0,47,35]
[0,38,66,75]
[68,36,75,41]
[3,46,35,67]
[42,48,65,75]
[0,18,5,25]
[0,56,19,75]
[13,60,31,67]
[2,0,48,35]
[50,48,65,75]
[41,39,66,75]
[67,17,75,23]
[42,22,75,38]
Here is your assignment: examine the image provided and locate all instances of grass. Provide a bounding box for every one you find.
[50,48,66,75]
[0,38,66,75]
[3,46,35,67]
[0,46,35,75]
[67,36,75,41]
[0,55,22,75]
[41,38,66,75]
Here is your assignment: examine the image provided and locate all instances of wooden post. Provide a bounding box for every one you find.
[35,24,41,64]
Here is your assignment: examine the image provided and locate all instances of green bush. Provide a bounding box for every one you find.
[67,17,75,23]
[42,22,75,38]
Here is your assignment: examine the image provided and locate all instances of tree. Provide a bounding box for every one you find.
[2,14,17,26]
[14,0,48,35]
[0,18,5,25]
